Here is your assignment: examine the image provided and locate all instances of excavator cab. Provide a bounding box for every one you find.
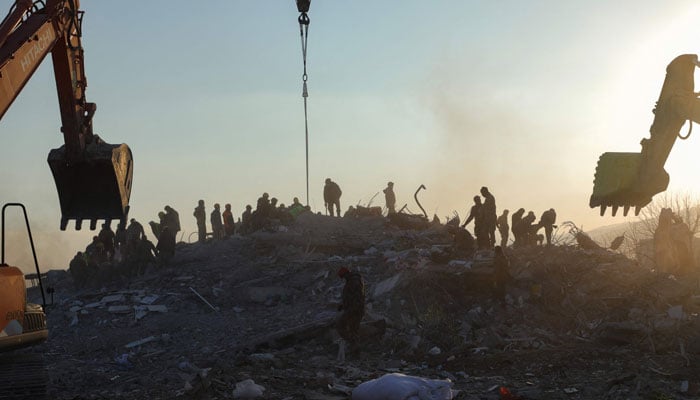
[0,203,48,352]
[48,141,133,230]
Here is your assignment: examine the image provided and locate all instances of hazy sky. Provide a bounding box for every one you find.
[2,0,700,271]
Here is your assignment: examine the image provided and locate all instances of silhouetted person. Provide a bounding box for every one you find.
[149,211,167,239]
[115,222,127,262]
[537,208,557,245]
[194,200,206,243]
[511,208,525,247]
[336,267,365,354]
[241,205,252,234]
[223,203,235,236]
[164,205,181,237]
[462,196,487,249]
[156,225,176,264]
[211,203,224,240]
[522,211,537,246]
[496,209,509,248]
[324,178,342,217]
[383,181,396,215]
[288,197,305,218]
[253,193,271,231]
[126,218,145,259]
[480,186,497,248]
[97,222,115,261]
[493,246,511,305]
[69,251,89,288]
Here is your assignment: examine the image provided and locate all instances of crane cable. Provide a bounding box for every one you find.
[298,7,311,206]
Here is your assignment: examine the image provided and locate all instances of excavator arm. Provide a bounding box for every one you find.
[0,0,132,230]
[590,54,700,216]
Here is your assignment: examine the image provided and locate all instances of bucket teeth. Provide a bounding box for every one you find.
[611,205,619,216]
[600,205,607,216]
[623,205,630,216]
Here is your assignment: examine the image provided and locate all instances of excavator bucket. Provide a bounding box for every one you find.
[589,152,668,217]
[48,142,133,230]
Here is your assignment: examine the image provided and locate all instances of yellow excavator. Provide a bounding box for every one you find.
[590,54,700,217]
[0,0,133,354]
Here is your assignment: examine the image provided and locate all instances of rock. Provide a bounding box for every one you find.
[248,286,294,303]
[373,274,402,299]
[232,379,265,398]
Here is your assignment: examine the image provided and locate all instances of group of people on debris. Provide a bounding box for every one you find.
[192,195,311,242]
[68,206,182,287]
[460,186,557,250]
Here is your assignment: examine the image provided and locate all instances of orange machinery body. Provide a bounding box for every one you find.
[0,265,47,351]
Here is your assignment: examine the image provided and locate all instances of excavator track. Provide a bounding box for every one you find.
[0,353,47,400]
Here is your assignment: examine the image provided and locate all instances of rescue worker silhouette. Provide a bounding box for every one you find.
[97,222,115,261]
[164,205,181,237]
[522,211,537,246]
[493,246,511,305]
[223,203,235,237]
[69,251,89,288]
[496,209,509,248]
[211,203,224,240]
[462,196,488,249]
[288,197,305,218]
[383,181,396,215]
[323,178,342,217]
[193,200,206,243]
[537,208,557,245]
[126,218,145,260]
[480,186,497,248]
[336,266,365,356]
[511,208,525,247]
[156,225,176,264]
[241,205,253,235]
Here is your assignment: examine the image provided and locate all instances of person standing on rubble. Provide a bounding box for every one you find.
[126,218,145,260]
[97,222,115,261]
[536,208,557,246]
[324,178,342,217]
[241,205,253,234]
[480,187,497,248]
[156,225,176,265]
[496,209,509,248]
[164,205,181,237]
[522,211,537,245]
[462,196,488,249]
[211,203,224,240]
[193,200,207,243]
[493,246,511,306]
[336,266,365,355]
[223,204,235,237]
[511,208,525,247]
[383,181,396,215]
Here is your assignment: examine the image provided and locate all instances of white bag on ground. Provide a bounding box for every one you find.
[232,379,265,398]
[352,373,455,400]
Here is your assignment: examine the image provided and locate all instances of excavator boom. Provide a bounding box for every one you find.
[590,54,700,216]
[0,0,132,229]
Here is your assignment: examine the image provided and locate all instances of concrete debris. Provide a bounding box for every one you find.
[37,213,700,399]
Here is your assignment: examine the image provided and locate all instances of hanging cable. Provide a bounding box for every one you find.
[296,1,311,206]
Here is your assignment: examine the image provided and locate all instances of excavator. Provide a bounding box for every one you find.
[0,0,133,357]
[590,54,700,217]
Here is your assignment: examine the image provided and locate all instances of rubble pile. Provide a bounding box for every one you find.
[20,215,700,399]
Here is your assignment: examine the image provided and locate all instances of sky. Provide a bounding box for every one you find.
[2,0,700,271]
